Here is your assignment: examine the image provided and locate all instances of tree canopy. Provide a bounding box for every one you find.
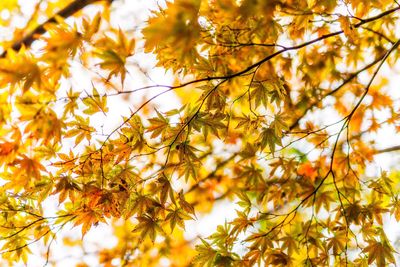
[0,0,400,266]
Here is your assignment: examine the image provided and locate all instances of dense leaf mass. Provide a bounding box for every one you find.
[0,0,400,266]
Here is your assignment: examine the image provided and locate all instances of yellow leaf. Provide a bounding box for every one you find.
[339,16,357,42]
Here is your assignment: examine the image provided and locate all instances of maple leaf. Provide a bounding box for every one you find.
[178,191,196,217]
[326,231,347,255]
[363,239,396,267]
[297,162,318,182]
[43,17,82,56]
[94,49,127,83]
[0,48,41,92]
[82,85,108,115]
[73,207,105,236]
[13,155,45,180]
[93,29,134,84]
[194,239,220,267]
[146,109,170,139]
[166,208,193,232]
[51,175,81,203]
[339,16,357,42]
[132,215,164,243]
[230,210,254,234]
[82,12,102,41]
[0,141,18,164]
[280,235,299,255]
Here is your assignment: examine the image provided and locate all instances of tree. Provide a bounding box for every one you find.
[0,0,400,265]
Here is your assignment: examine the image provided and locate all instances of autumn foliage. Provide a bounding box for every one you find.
[1,0,400,266]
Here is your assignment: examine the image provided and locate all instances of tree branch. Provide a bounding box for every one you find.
[376,145,400,154]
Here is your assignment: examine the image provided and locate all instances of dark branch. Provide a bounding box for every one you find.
[377,145,400,154]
